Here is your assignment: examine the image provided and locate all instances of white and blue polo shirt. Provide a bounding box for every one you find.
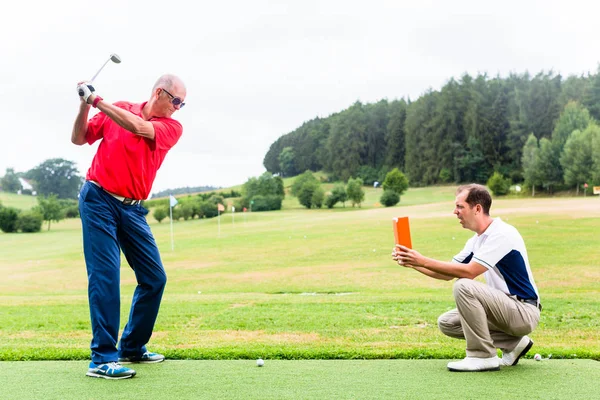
[452,218,539,301]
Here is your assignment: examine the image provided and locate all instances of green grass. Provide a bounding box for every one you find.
[1,186,599,362]
[0,192,38,210]
[1,359,598,399]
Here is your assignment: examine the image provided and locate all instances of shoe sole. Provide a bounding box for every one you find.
[510,340,534,366]
[448,366,500,372]
[119,358,165,364]
[86,371,135,380]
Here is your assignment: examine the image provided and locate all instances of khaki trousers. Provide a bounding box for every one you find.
[438,279,540,358]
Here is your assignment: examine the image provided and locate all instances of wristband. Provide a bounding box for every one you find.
[92,96,103,108]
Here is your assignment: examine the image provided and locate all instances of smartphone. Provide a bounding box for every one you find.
[393,216,412,249]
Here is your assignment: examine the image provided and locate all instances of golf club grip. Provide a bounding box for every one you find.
[78,84,95,97]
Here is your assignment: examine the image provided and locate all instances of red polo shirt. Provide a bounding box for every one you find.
[85,101,183,200]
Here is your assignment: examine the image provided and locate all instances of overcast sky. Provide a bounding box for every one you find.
[1,0,598,195]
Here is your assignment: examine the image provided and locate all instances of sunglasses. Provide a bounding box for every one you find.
[161,88,185,108]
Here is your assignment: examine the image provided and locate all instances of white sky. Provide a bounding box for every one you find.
[1,0,598,194]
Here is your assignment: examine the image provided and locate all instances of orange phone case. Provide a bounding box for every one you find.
[393,217,412,249]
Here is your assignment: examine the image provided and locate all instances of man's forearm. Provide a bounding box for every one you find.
[96,100,155,140]
[72,102,91,145]
[412,266,454,281]
[419,257,476,279]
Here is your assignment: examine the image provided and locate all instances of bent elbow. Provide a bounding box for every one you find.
[71,136,86,146]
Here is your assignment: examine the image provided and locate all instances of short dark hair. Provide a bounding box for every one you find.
[456,184,492,215]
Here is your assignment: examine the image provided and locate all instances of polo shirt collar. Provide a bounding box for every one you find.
[479,217,502,237]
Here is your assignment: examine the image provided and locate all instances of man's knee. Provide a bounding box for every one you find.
[452,278,474,299]
[437,313,451,332]
[155,270,167,292]
[438,311,457,333]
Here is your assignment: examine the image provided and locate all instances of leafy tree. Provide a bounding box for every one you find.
[537,138,562,193]
[250,195,282,211]
[180,203,195,220]
[592,125,600,185]
[154,207,167,223]
[487,172,511,196]
[326,103,369,181]
[521,134,541,196]
[0,207,20,233]
[311,186,325,209]
[26,158,83,199]
[240,173,284,212]
[552,101,591,149]
[325,184,348,209]
[35,195,63,231]
[382,168,409,198]
[583,65,600,120]
[357,165,379,186]
[199,201,218,218]
[380,190,400,207]
[560,127,594,195]
[291,171,318,197]
[346,178,365,207]
[17,211,43,233]
[1,168,21,192]
[296,181,316,208]
[453,137,490,183]
[438,168,453,183]
[384,100,407,171]
[278,147,297,177]
[332,184,347,207]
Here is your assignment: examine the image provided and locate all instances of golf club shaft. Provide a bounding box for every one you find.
[90,58,112,83]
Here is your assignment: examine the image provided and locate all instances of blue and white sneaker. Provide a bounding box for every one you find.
[86,362,136,380]
[118,351,165,364]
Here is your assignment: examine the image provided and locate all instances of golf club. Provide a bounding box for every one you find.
[78,53,122,96]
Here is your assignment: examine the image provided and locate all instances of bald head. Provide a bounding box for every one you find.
[152,74,186,93]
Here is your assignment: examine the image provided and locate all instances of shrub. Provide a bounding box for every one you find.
[325,194,338,209]
[171,207,182,221]
[487,172,511,196]
[297,181,321,209]
[17,211,43,233]
[63,205,80,218]
[0,207,20,233]
[382,168,409,196]
[311,186,325,208]
[251,195,283,211]
[357,166,379,186]
[154,207,168,223]
[325,184,348,208]
[439,168,453,183]
[180,203,195,220]
[380,190,400,207]
[346,178,365,207]
[291,171,319,198]
[199,201,218,218]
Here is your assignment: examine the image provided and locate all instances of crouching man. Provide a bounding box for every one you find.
[392,184,541,371]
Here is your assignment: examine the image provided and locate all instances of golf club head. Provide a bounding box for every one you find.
[89,53,122,83]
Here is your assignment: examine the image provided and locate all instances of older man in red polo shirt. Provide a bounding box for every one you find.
[72,74,185,380]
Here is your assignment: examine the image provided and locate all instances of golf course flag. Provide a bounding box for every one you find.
[217,203,225,236]
[169,195,178,250]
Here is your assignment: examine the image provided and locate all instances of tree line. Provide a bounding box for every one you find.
[263,69,600,192]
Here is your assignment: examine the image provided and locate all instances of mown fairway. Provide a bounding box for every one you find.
[1,187,599,362]
[1,359,599,400]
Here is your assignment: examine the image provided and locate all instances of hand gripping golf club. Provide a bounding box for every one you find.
[78,53,122,96]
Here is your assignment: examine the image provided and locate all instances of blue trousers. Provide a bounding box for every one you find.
[79,181,166,364]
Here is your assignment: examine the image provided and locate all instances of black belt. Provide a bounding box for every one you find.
[517,297,542,311]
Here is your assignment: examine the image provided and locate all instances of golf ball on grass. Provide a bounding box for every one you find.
[534,353,542,361]
[257,358,264,367]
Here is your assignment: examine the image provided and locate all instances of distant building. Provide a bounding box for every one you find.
[17,177,36,195]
